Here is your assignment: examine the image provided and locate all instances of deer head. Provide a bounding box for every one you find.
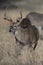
[3,10,23,32]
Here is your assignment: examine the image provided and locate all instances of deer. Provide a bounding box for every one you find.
[26,12,43,38]
[4,11,39,50]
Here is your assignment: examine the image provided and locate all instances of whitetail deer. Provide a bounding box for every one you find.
[26,12,43,39]
[4,11,39,50]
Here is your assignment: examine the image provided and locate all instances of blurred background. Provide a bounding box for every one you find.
[0,0,43,12]
[0,0,43,65]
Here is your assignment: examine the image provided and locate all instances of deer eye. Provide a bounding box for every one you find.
[17,20,19,22]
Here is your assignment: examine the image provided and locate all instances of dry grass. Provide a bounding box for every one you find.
[0,9,43,65]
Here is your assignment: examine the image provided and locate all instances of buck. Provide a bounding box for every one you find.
[4,11,39,50]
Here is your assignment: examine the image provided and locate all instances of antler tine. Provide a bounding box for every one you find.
[4,12,14,23]
[16,10,23,23]
[20,10,22,19]
[4,12,6,19]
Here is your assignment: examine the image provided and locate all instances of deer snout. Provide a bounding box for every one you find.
[9,26,13,32]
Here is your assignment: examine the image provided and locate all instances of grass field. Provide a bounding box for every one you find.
[0,9,43,65]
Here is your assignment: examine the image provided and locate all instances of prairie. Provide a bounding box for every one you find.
[0,9,43,65]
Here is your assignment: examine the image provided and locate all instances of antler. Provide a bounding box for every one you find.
[19,10,22,19]
[4,12,14,23]
[4,12,15,26]
[4,10,23,26]
[17,10,22,22]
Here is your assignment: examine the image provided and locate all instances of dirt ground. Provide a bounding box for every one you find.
[0,9,43,65]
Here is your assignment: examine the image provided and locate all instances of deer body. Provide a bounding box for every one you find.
[15,24,39,50]
[4,11,39,50]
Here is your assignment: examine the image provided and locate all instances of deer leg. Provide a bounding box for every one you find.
[33,42,37,50]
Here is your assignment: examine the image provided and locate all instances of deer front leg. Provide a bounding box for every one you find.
[33,42,38,50]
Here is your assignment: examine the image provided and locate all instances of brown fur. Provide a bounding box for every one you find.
[15,18,39,50]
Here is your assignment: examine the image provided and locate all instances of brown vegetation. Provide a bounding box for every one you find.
[0,10,43,65]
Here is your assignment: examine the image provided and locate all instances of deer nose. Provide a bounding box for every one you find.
[9,26,13,32]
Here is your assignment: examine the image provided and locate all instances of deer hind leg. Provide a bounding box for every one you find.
[33,42,37,50]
